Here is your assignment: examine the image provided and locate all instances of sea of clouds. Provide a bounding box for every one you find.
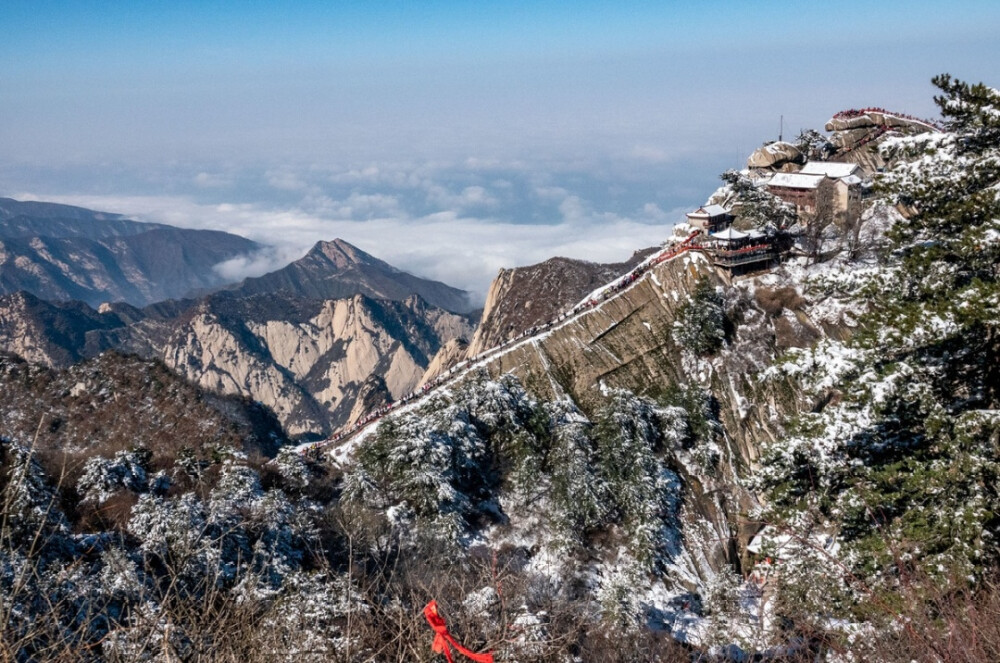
[10,155,724,302]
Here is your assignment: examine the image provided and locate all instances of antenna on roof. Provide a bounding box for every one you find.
[779,115,783,142]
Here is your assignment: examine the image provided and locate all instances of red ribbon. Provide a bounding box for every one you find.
[423,601,495,663]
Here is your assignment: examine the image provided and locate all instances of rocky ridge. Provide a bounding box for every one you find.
[824,108,940,170]
[463,248,658,360]
[229,238,473,313]
[340,241,847,581]
[0,289,474,438]
[0,198,261,308]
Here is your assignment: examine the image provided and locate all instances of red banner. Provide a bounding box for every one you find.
[423,601,495,663]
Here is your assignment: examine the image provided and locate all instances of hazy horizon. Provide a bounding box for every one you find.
[3,0,998,299]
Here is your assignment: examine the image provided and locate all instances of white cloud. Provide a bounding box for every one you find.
[557,195,588,224]
[212,245,306,281]
[266,169,312,192]
[194,171,233,188]
[16,153,706,305]
[29,191,677,304]
[426,184,498,211]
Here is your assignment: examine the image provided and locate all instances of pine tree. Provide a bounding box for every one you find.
[672,278,726,355]
[759,75,1000,597]
[721,169,796,231]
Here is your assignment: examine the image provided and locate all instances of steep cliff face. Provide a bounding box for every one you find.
[0,291,125,367]
[336,242,862,604]
[469,253,785,573]
[0,289,474,439]
[419,337,469,386]
[129,293,475,437]
[346,374,393,426]
[466,249,657,359]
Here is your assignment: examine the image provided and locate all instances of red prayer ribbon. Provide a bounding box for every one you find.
[423,600,495,663]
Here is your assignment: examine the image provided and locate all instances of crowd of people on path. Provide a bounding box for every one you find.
[714,242,773,259]
[299,108,944,457]
[299,231,705,457]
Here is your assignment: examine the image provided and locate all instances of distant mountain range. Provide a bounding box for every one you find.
[0,198,475,315]
[0,197,479,438]
[0,197,261,308]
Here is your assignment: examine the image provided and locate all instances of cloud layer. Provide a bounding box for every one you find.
[17,158,704,302]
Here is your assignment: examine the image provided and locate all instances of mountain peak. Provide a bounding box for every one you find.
[307,238,387,271]
[232,238,472,313]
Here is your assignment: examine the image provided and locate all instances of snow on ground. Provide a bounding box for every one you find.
[312,236,708,463]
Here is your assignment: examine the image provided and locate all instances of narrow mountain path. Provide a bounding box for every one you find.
[297,231,704,459]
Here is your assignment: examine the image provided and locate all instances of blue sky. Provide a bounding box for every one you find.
[2,1,999,297]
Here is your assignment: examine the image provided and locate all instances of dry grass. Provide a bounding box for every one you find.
[754,286,806,318]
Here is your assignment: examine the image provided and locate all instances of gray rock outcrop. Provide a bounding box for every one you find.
[746,141,804,169]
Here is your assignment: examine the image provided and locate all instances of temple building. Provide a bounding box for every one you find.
[685,204,732,231]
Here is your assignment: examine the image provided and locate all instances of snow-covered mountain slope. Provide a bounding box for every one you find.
[317,222,880,649]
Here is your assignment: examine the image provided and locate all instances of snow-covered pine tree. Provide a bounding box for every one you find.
[758,75,1000,603]
[672,278,727,355]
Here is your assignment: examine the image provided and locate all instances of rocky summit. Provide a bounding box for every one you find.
[230,238,475,314]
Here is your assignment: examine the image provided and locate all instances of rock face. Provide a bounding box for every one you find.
[230,238,474,313]
[480,252,834,459]
[824,110,937,133]
[347,374,393,427]
[0,198,261,308]
[419,337,469,385]
[824,110,939,171]
[465,249,657,359]
[411,250,848,580]
[154,293,474,437]
[746,141,804,169]
[0,289,474,439]
[0,291,126,367]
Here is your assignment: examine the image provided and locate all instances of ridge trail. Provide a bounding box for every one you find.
[297,231,703,460]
